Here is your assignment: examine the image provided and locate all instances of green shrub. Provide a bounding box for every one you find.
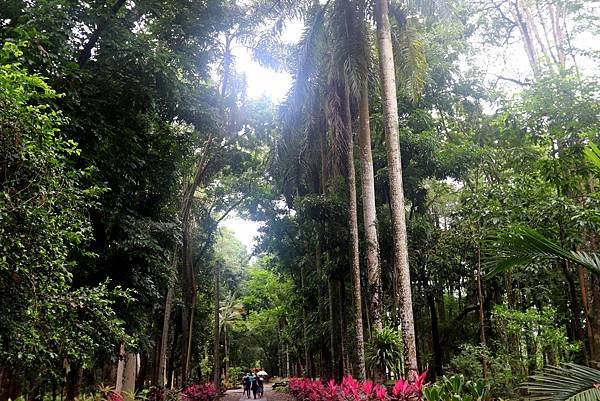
[423,374,491,401]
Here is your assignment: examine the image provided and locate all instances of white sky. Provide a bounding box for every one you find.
[221,214,264,252]
[218,22,302,250]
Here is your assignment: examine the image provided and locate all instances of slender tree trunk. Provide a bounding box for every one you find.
[358,81,383,334]
[590,274,600,363]
[158,286,173,385]
[343,82,367,380]
[476,245,487,377]
[213,262,221,389]
[181,224,196,384]
[339,280,350,376]
[116,344,125,392]
[157,252,177,386]
[300,265,311,377]
[316,241,331,381]
[426,293,443,378]
[374,0,418,374]
[328,277,339,381]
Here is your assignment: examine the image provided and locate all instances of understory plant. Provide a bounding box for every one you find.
[366,328,404,380]
[522,363,600,401]
[422,375,490,401]
[289,372,427,401]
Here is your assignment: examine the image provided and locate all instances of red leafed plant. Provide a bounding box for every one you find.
[390,371,428,401]
[288,372,427,401]
[181,383,217,401]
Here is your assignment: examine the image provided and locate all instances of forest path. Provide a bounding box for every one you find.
[221,384,273,401]
[238,384,270,401]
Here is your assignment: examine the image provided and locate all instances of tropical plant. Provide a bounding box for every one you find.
[522,363,600,401]
[490,227,600,277]
[366,328,404,378]
[422,375,490,401]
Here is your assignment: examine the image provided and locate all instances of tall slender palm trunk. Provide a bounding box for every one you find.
[374,0,418,373]
[358,81,383,333]
[343,82,366,380]
[213,262,221,388]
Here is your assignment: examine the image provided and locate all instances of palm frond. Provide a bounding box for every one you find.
[488,227,600,277]
[389,7,427,102]
[326,78,349,174]
[584,141,600,170]
[328,0,371,100]
[522,363,600,401]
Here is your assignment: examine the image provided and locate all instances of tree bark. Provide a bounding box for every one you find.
[157,252,177,386]
[213,262,221,389]
[426,293,443,378]
[590,274,600,363]
[115,344,125,393]
[181,225,196,384]
[476,245,487,377]
[122,354,137,393]
[65,366,83,401]
[358,81,383,334]
[374,0,418,374]
[328,277,340,381]
[300,265,311,377]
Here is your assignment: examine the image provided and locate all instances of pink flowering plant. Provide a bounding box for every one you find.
[288,372,427,401]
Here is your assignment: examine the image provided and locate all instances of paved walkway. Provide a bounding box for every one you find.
[223,384,271,401]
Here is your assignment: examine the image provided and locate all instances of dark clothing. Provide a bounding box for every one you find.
[251,377,259,399]
[257,377,264,397]
[243,376,251,398]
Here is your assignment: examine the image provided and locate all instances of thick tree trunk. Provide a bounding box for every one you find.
[374,0,418,374]
[123,354,137,393]
[213,262,221,389]
[358,81,383,334]
[342,82,366,380]
[65,366,83,401]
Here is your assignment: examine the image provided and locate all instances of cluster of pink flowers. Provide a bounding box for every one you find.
[289,372,428,401]
[180,382,218,401]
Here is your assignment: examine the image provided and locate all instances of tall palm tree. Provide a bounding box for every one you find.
[278,0,371,379]
[374,0,418,373]
[220,292,245,380]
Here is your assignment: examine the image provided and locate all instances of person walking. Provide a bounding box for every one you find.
[251,373,259,399]
[243,372,251,398]
[257,374,264,398]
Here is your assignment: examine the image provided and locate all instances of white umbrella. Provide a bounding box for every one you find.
[257,370,268,376]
